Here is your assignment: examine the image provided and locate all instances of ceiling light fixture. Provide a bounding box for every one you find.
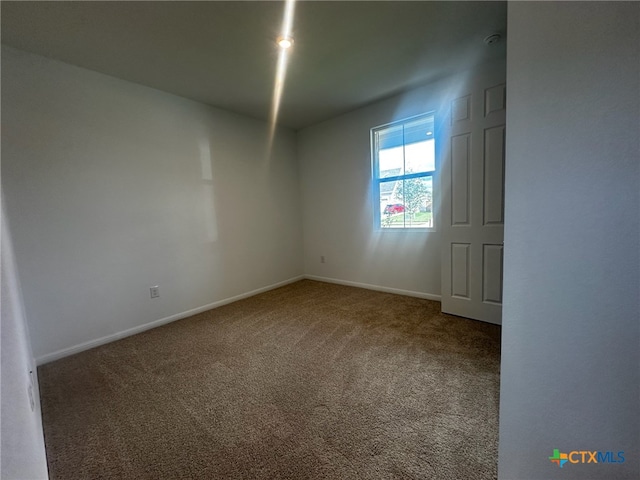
[277,36,293,49]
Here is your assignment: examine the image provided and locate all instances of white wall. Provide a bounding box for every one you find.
[1,46,303,362]
[297,61,505,298]
[1,197,49,479]
[499,2,639,479]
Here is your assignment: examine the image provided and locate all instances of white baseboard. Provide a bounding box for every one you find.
[36,274,439,365]
[36,275,304,365]
[303,275,441,302]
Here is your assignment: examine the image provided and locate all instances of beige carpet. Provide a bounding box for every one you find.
[39,280,501,479]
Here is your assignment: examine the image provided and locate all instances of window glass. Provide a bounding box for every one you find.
[372,113,435,230]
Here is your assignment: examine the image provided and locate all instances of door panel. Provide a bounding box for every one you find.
[441,75,506,324]
[482,244,504,304]
[483,126,506,225]
[451,243,471,298]
[451,134,471,225]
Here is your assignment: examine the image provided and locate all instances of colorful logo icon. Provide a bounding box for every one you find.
[549,449,625,467]
[549,449,569,468]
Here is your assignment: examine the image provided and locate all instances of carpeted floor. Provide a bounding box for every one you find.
[39,280,501,479]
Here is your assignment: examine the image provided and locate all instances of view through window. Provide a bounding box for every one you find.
[372,113,435,229]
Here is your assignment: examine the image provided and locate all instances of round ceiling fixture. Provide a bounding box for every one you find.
[277,36,294,49]
[484,34,502,45]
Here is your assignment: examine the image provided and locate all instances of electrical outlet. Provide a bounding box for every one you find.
[150,286,160,298]
[320,256,325,263]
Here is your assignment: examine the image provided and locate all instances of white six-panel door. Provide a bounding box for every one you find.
[441,75,506,325]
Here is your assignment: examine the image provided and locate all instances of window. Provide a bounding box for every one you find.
[372,113,435,229]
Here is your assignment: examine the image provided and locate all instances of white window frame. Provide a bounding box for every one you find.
[371,112,437,232]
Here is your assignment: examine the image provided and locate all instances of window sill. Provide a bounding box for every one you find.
[376,227,437,233]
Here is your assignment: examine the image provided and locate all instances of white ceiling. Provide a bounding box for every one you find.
[1,1,507,129]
